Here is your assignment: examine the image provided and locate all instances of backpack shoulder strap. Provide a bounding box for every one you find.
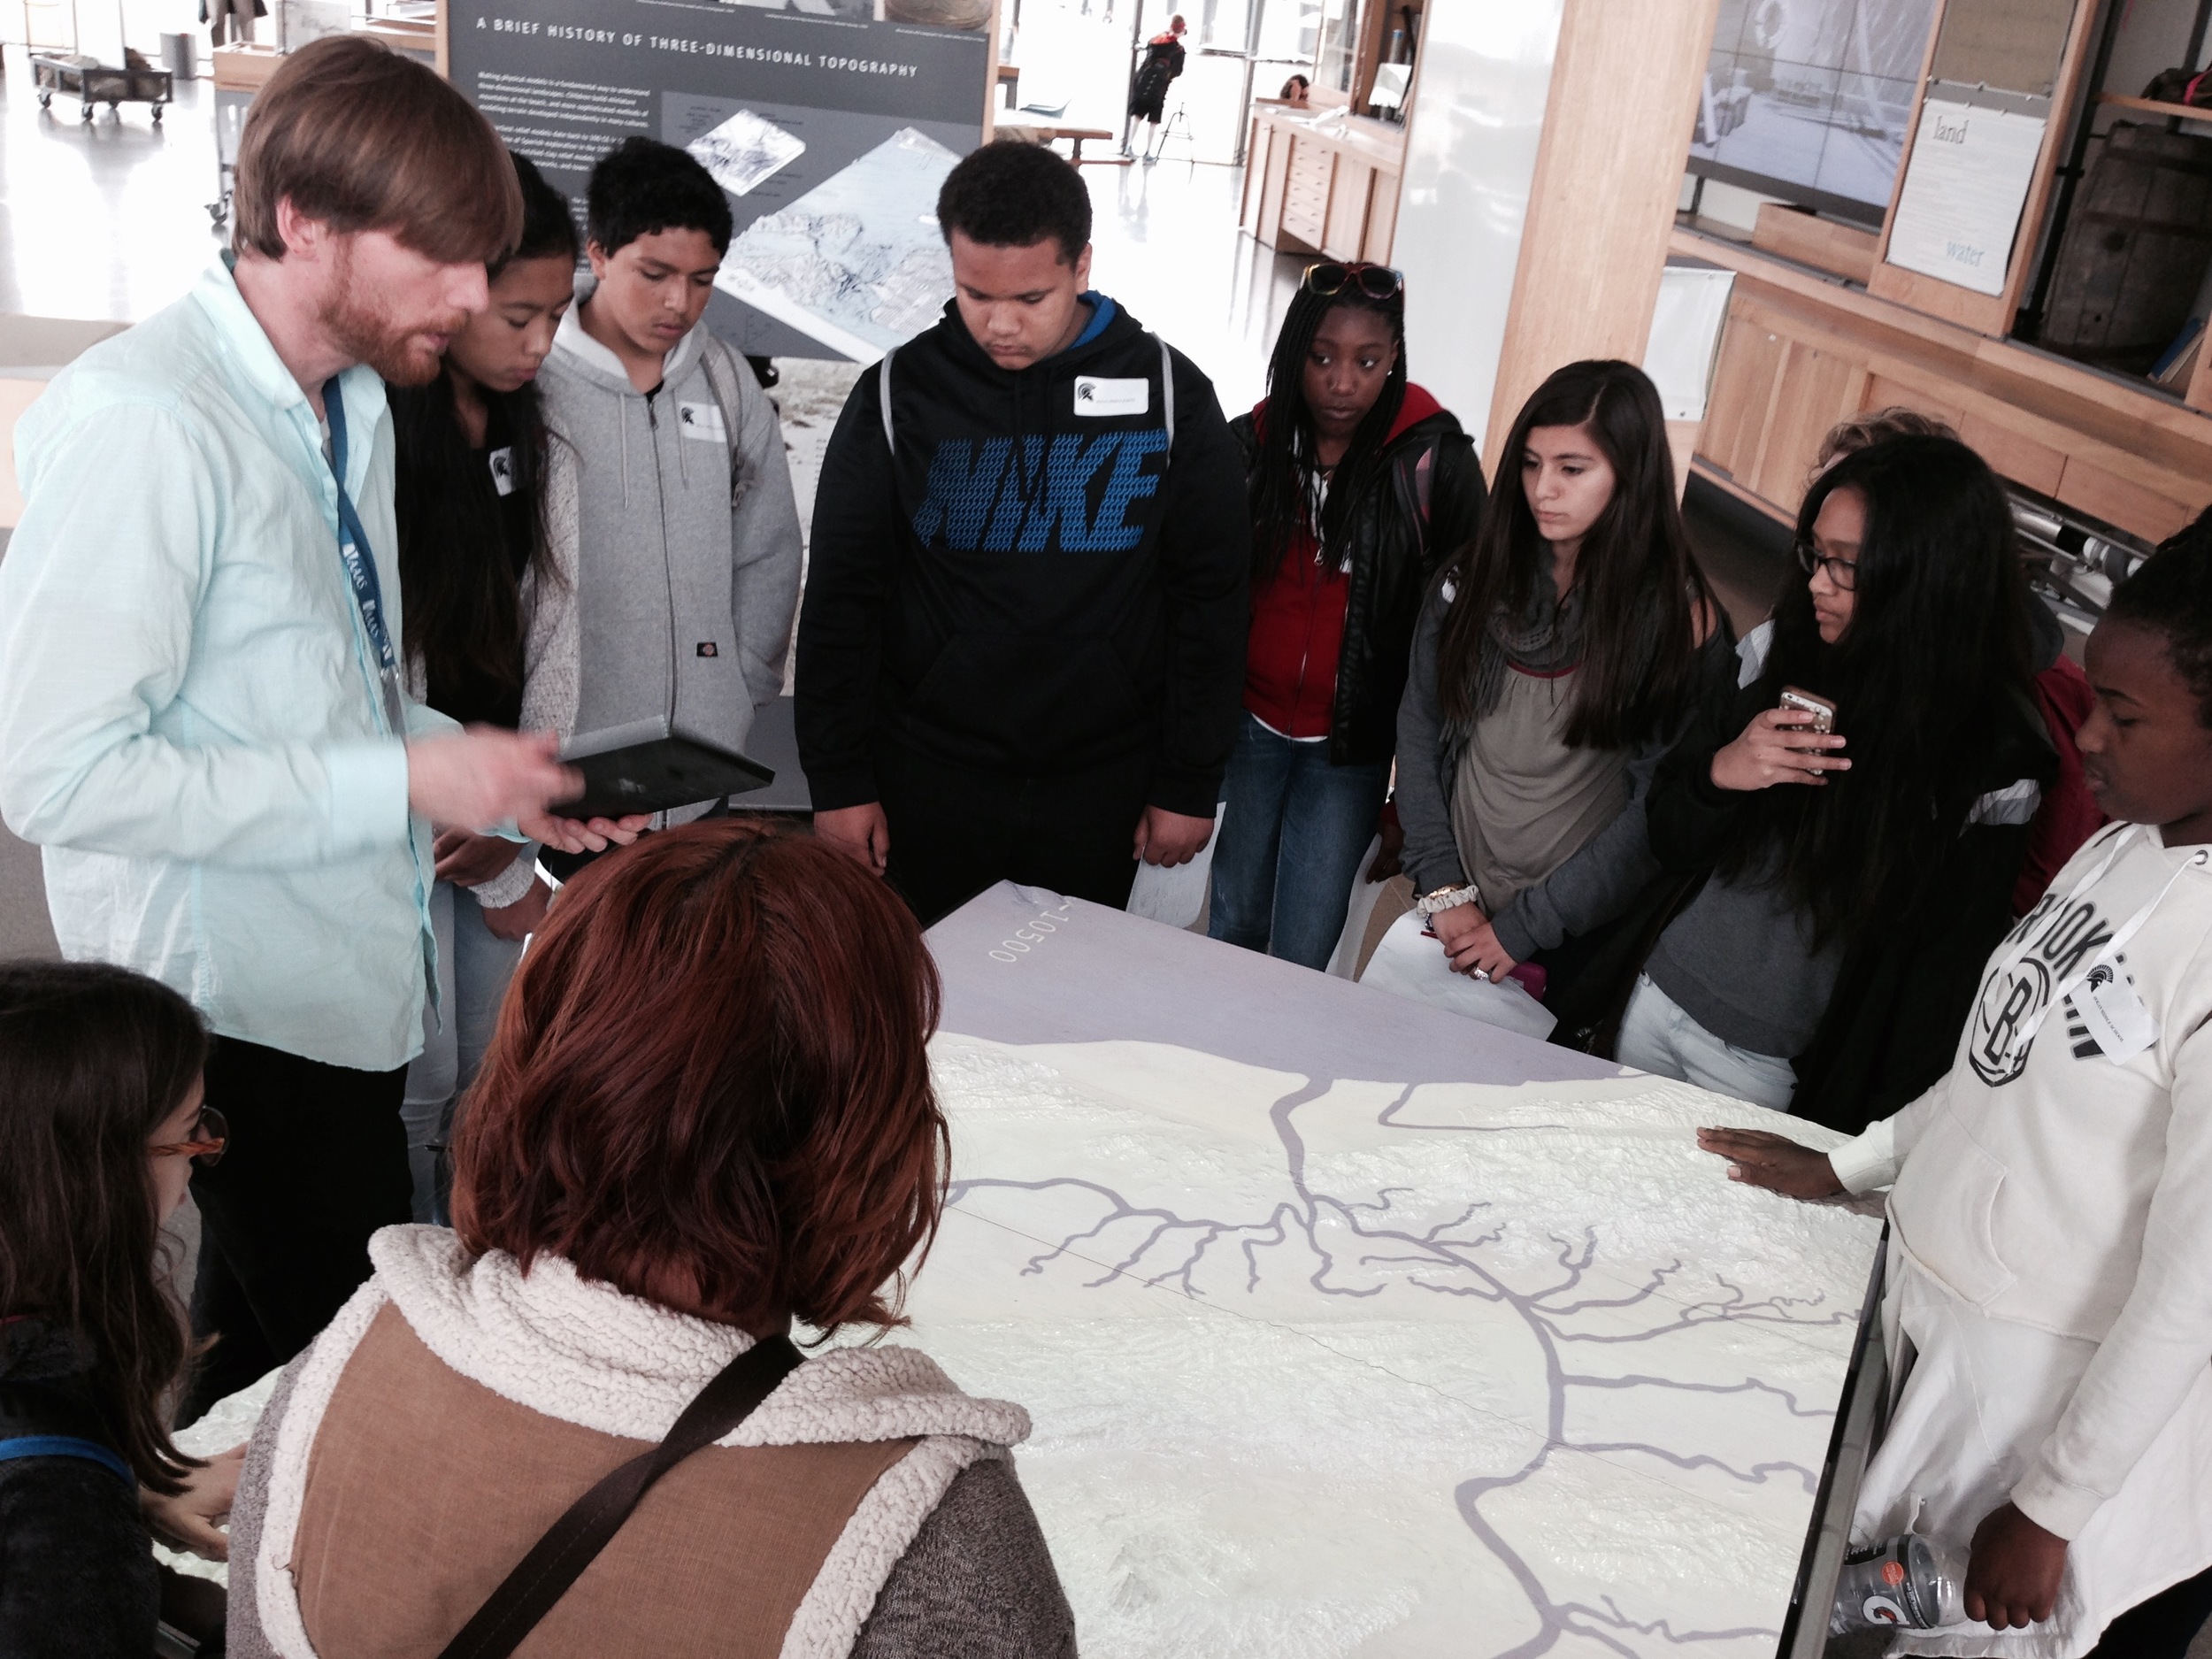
[879,348,897,454]
[1156,335,1175,446]
[434,1334,803,1659]
[0,1434,134,1488]
[694,336,750,495]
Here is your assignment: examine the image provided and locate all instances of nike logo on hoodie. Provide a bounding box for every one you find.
[911,430,1171,553]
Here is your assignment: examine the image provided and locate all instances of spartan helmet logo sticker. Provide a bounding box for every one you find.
[1970,956,2053,1086]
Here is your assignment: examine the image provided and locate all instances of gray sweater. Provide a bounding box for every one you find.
[534,294,801,772]
[1394,580,1675,961]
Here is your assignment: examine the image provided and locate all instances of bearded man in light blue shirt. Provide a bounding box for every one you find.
[0,37,639,1416]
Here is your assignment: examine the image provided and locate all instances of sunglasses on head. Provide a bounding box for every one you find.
[1302,262,1404,301]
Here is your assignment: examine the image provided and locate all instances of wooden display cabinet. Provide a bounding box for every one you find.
[1240,105,1403,264]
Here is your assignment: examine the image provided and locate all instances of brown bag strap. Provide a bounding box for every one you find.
[434,1333,803,1659]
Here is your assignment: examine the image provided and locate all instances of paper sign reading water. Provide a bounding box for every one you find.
[1885,98,2047,298]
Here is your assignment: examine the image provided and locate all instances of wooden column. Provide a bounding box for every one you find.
[1479,0,1719,468]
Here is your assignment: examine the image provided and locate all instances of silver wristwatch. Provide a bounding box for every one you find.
[1415,883,1479,918]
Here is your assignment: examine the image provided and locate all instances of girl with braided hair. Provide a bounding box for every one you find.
[1205,263,1485,970]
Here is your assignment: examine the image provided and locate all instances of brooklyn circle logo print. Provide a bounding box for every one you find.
[1970,955,2052,1085]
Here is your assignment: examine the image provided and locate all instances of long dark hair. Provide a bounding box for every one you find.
[1719,434,2034,946]
[391,150,576,721]
[0,962,210,1494]
[1247,280,1408,581]
[1435,359,1710,748]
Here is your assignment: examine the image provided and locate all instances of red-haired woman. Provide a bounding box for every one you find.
[226,822,1074,1657]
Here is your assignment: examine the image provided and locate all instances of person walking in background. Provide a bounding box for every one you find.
[1698,511,2212,1655]
[227,823,1078,1657]
[1394,359,1729,1002]
[0,38,638,1421]
[1209,262,1484,971]
[388,151,575,1225]
[1589,435,2054,1123]
[798,141,1248,926]
[0,963,241,1659]
[533,134,803,875]
[1123,14,1187,159]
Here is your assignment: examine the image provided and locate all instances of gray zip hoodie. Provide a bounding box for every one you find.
[531,287,801,813]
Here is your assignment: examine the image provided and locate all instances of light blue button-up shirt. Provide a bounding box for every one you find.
[0,257,451,1071]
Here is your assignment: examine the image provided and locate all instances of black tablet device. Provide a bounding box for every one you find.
[554,717,775,821]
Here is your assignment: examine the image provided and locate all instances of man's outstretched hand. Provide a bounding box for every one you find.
[408,728,572,832]
[1964,1502,2067,1630]
[1134,805,1213,868]
[1694,1126,1846,1199]
[407,728,645,856]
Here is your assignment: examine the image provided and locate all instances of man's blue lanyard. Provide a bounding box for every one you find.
[323,377,407,737]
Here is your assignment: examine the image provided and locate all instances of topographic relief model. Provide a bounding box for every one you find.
[688,109,806,198]
[716,127,959,360]
[891,887,1885,1658]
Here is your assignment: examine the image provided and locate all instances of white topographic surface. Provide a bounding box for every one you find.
[899,1033,1886,1657]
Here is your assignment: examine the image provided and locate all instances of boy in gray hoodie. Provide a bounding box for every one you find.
[531,137,801,849]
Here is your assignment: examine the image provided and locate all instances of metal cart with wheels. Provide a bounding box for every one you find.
[32,52,173,122]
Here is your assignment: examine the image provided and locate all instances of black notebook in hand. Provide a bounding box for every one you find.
[554,717,774,822]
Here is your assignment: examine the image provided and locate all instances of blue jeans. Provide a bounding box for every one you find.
[1207,713,1390,971]
[401,879,526,1224]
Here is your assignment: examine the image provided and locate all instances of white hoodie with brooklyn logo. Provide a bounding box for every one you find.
[1828,821,2212,1653]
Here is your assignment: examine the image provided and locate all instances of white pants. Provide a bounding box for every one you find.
[1858,1251,2212,1655]
[401,880,526,1224]
[1615,973,1798,1110]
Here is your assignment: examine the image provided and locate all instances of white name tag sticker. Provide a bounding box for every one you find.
[677,402,727,442]
[487,446,516,497]
[1074,376,1148,417]
[2078,964,2158,1065]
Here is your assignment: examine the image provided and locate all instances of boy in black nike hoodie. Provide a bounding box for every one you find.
[797,141,1248,924]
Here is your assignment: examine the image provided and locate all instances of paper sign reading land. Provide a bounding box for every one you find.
[1885,98,2047,297]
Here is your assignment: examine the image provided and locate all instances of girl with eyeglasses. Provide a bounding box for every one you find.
[0,961,242,1656]
[1575,434,2055,1124]
[1395,358,1730,1002]
[1206,262,1487,971]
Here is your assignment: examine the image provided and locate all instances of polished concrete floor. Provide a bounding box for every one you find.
[0,50,227,322]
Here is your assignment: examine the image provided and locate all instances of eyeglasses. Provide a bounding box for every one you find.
[150,1105,227,1169]
[1302,262,1403,302]
[1796,537,1859,591]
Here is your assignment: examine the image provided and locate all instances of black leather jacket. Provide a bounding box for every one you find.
[1229,403,1486,766]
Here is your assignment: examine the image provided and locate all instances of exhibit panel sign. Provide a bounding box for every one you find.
[901,884,1886,1655]
[448,0,988,359]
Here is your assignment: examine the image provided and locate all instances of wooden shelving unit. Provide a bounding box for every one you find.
[2098,92,2212,123]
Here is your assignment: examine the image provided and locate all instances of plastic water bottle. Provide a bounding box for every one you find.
[1829,1534,1968,1633]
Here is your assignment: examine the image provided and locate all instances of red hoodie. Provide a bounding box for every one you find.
[1243,384,1444,739]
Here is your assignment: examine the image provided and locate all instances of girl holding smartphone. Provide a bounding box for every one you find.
[1591,435,2053,1123]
